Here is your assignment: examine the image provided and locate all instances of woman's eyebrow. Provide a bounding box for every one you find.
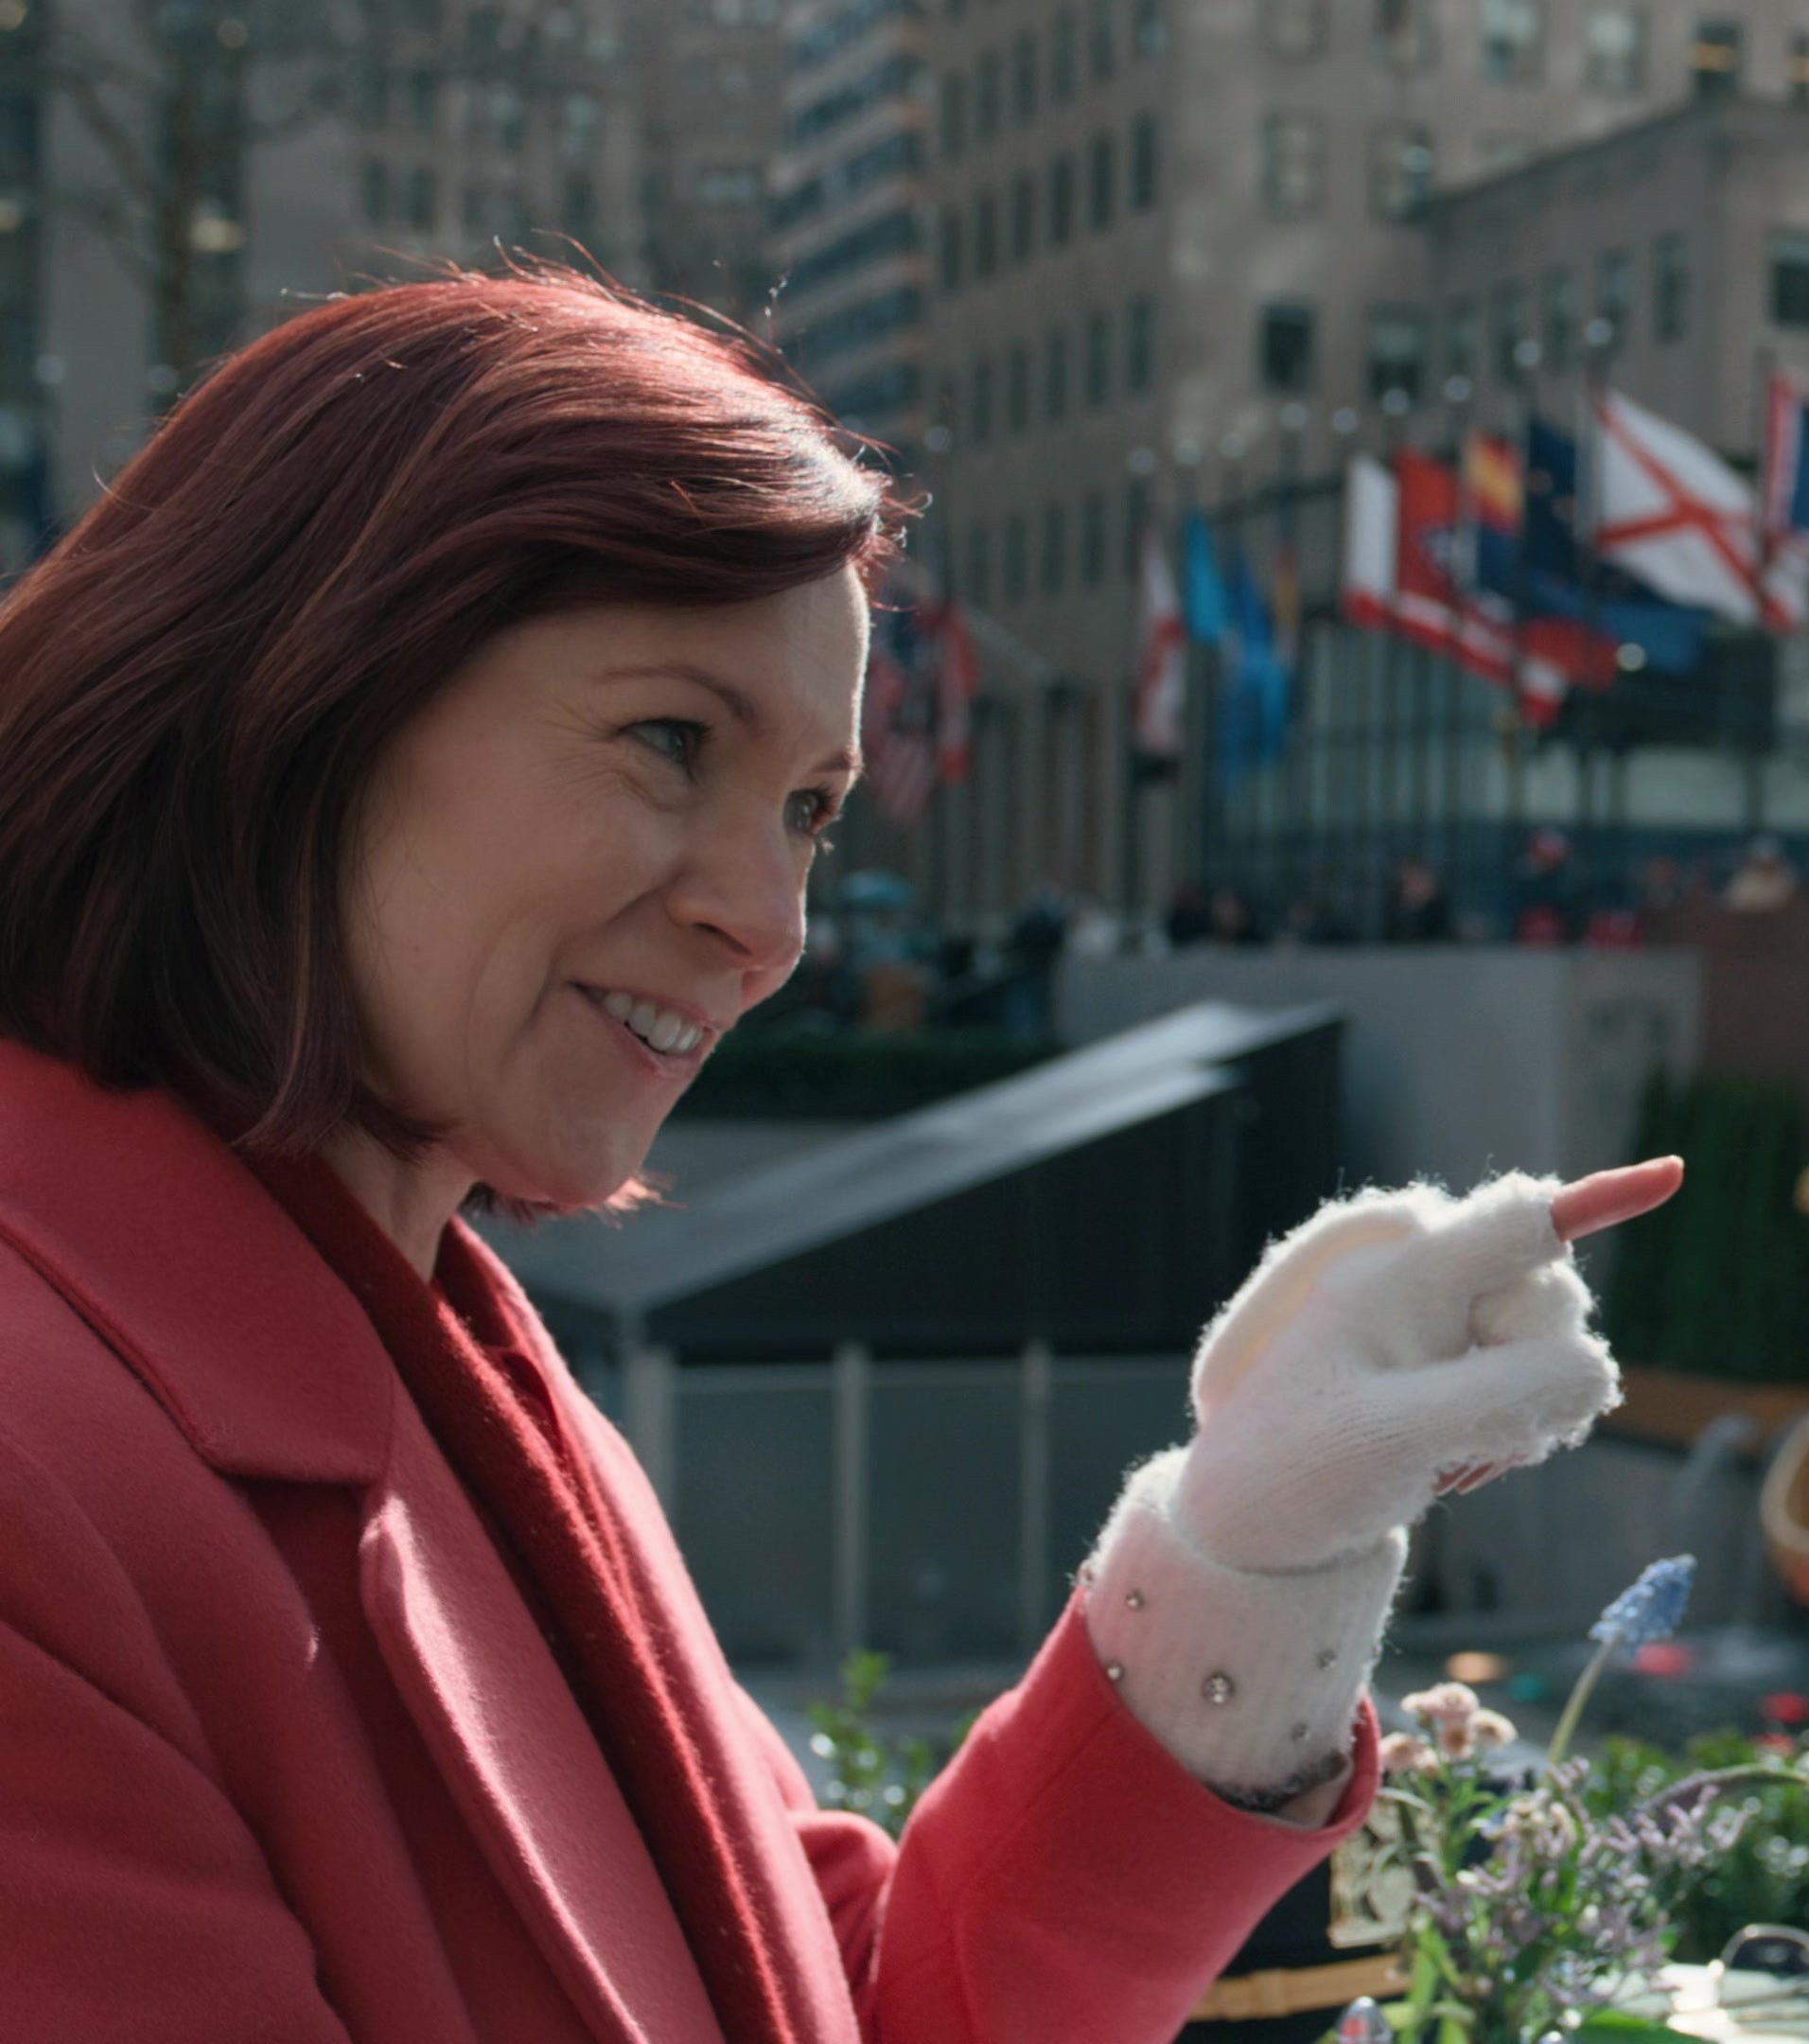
[601,661,863,781]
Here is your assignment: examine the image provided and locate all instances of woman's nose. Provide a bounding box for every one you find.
[666,817,807,979]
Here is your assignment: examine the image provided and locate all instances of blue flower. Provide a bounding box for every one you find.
[1589,1556,1695,1651]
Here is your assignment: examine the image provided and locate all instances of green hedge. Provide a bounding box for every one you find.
[1602,1068,1809,1383]
[672,1028,1062,1121]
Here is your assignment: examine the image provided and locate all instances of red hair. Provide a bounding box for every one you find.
[0,266,906,1175]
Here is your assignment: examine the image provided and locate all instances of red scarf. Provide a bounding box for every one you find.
[247,1150,807,2044]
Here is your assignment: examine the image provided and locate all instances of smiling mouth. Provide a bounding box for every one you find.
[574,985,710,1059]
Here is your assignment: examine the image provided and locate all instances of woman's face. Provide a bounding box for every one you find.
[342,568,869,1211]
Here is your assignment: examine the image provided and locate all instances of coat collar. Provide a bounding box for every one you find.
[0,1039,391,1484]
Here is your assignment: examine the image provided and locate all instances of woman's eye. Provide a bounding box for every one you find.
[631,718,705,769]
[786,787,842,839]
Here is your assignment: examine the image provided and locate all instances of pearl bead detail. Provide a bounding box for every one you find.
[1105,1661,1125,1683]
[1125,1589,1146,1611]
[1203,1672,1236,1706]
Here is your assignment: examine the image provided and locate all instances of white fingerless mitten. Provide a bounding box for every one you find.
[1085,1172,1621,1802]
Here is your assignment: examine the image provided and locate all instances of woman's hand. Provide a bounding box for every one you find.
[1171,1159,1684,1574]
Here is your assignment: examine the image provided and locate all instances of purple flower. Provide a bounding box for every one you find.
[1589,1556,1695,1651]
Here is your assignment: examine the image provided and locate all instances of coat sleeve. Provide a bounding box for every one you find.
[753,1595,1380,2044]
[0,1424,356,2044]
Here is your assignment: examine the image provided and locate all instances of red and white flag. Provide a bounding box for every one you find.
[861,631,936,827]
[1593,387,1806,628]
[1341,451,1399,632]
[933,599,979,783]
[1132,527,1186,758]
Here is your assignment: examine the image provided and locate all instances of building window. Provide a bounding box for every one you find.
[1081,488,1108,586]
[462,182,485,236]
[1772,232,1809,327]
[406,68,439,134]
[1367,306,1428,404]
[1265,0,1326,57]
[940,71,968,160]
[1259,301,1316,392]
[974,189,999,276]
[1088,131,1116,229]
[361,158,389,225]
[563,174,597,239]
[1004,513,1028,603]
[1480,0,1542,83]
[1052,9,1079,100]
[1133,0,1164,58]
[1045,326,1070,420]
[1478,134,1532,174]
[1049,153,1076,244]
[970,358,997,443]
[1127,294,1156,393]
[1374,0,1435,72]
[1492,277,1527,380]
[1653,232,1689,344]
[1597,248,1633,348]
[405,166,438,230]
[1090,0,1116,80]
[1262,111,1325,216]
[1794,32,1809,105]
[1130,111,1159,209]
[1011,29,1038,123]
[1584,8,1645,94]
[939,203,964,290]
[1691,20,1742,97]
[1085,308,1112,407]
[1123,477,1149,578]
[1445,296,1476,380]
[976,49,1002,141]
[1007,343,1032,432]
[1041,503,1068,595]
[491,85,527,153]
[1010,169,1036,260]
[1540,265,1575,370]
[1369,123,1433,220]
[966,522,992,608]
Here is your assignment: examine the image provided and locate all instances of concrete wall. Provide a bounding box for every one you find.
[1057,944,1703,1192]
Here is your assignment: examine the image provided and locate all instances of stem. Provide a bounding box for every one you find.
[1545,1634,1617,1772]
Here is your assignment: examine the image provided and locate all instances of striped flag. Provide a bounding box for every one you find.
[933,598,978,784]
[861,621,937,826]
[1131,525,1186,759]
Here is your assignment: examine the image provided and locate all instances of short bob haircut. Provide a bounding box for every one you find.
[0,266,905,1166]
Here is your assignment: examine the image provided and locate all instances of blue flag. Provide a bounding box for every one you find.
[1219,551,1290,792]
[1184,509,1228,646]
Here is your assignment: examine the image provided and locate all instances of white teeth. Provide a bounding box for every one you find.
[590,988,704,1056]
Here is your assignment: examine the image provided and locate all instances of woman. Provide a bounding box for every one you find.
[0,270,1676,2043]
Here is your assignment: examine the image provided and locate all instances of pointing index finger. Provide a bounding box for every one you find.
[1551,1156,1684,1244]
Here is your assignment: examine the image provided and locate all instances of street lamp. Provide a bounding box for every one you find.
[1331,406,1361,438]
[1512,336,1543,378]
[1278,400,1309,433]
[1442,374,1474,407]
[1380,387,1412,419]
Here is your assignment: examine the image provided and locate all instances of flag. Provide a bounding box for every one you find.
[1521,414,1709,673]
[861,610,937,826]
[1183,508,1227,645]
[932,598,978,783]
[1393,448,1516,683]
[1593,386,1804,627]
[1132,525,1187,759]
[1765,369,1809,547]
[1220,549,1290,790]
[1341,451,1397,631]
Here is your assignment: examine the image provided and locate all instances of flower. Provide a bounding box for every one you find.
[1588,1556,1695,1652]
[1402,1681,1480,1727]
[1436,1717,1479,1762]
[1379,1731,1436,1773]
[1470,1709,1518,1750]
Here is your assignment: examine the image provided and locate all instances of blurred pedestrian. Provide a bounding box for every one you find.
[1165,880,1215,949]
[1513,829,1581,946]
[1383,858,1453,943]
[1209,887,1266,945]
[1725,835,1801,915]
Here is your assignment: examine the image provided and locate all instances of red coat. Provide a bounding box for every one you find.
[0,1039,1379,2042]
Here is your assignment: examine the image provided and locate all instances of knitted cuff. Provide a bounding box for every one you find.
[1082,1448,1409,1800]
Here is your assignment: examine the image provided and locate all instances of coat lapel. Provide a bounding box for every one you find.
[0,1044,722,2043]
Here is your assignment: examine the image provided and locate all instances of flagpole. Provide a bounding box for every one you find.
[1174,435,1210,894]
[1275,401,1308,912]
[1577,316,1616,908]
[1213,428,1247,890]
[1443,371,1476,899]
[1503,336,1542,921]
[1377,387,1412,937]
